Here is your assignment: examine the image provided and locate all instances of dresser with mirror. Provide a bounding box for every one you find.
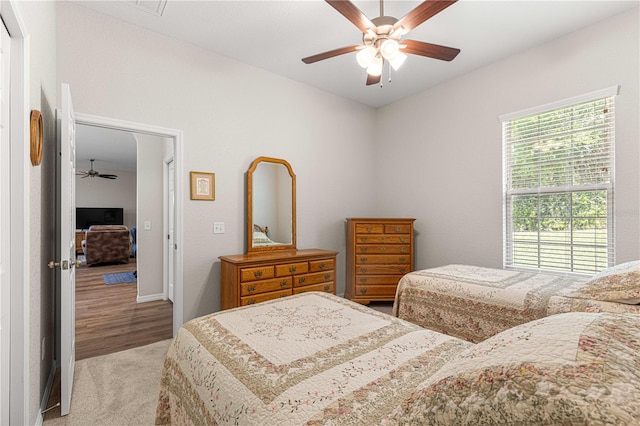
[219,157,338,310]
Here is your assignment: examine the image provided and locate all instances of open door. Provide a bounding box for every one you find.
[56,83,79,416]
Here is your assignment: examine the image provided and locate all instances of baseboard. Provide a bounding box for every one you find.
[137,293,165,303]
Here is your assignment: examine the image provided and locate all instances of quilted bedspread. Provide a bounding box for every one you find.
[393,264,600,343]
[155,292,471,425]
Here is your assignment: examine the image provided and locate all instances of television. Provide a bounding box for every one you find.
[76,207,124,230]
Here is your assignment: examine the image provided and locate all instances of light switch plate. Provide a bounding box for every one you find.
[213,222,225,234]
[144,220,152,231]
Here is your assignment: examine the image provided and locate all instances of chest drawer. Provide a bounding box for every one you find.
[355,224,384,234]
[240,266,275,282]
[356,234,411,244]
[384,224,412,234]
[275,262,309,277]
[356,254,411,265]
[356,265,411,275]
[355,244,410,254]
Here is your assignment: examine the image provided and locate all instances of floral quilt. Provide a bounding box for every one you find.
[155,292,471,425]
[392,264,635,343]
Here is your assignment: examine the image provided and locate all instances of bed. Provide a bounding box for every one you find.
[393,261,640,343]
[155,291,640,425]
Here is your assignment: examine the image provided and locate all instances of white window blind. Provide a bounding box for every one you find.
[501,87,617,275]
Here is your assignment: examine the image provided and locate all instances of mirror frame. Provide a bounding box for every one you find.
[247,156,296,253]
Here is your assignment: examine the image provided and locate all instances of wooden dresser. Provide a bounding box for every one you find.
[220,249,338,310]
[345,218,415,304]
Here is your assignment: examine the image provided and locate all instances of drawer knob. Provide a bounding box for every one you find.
[400,237,406,243]
[253,271,263,278]
[366,226,373,232]
[324,273,331,280]
[400,257,406,263]
[360,267,367,273]
[299,277,306,284]
[324,285,330,291]
[360,278,368,283]
[247,299,256,305]
[360,288,368,294]
[319,263,326,270]
[360,237,368,243]
[289,266,297,273]
[399,267,406,273]
[280,280,288,287]
[360,257,368,263]
[394,226,401,232]
[247,285,256,293]
[400,247,406,253]
[360,247,368,253]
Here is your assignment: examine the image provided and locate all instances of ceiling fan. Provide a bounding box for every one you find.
[302,0,460,86]
[76,159,118,180]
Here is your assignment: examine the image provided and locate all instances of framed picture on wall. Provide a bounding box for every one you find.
[190,171,215,200]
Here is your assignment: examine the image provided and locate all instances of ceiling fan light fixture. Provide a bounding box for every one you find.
[380,39,399,60]
[390,52,407,70]
[366,56,383,76]
[356,46,376,68]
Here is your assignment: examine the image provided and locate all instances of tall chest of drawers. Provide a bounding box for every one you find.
[220,249,338,310]
[345,218,415,304]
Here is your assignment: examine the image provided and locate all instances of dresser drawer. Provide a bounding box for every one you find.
[356,254,411,265]
[241,289,290,306]
[356,265,411,275]
[240,266,275,282]
[294,271,334,287]
[293,282,335,295]
[355,244,410,254]
[275,262,308,277]
[240,277,292,296]
[355,224,384,234]
[309,259,334,272]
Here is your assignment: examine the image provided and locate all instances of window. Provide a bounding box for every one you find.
[501,87,618,275]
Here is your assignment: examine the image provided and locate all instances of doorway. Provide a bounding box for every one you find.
[75,113,184,336]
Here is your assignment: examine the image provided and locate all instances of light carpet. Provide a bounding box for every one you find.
[43,339,172,426]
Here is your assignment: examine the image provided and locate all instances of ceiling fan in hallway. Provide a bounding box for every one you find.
[76,159,118,180]
[302,0,461,86]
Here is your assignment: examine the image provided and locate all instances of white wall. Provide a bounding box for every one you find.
[375,7,640,270]
[76,169,136,229]
[56,2,378,321]
[10,0,57,423]
[136,134,166,298]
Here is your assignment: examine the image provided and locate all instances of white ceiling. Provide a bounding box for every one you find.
[76,124,137,172]
[73,0,638,109]
[72,0,638,168]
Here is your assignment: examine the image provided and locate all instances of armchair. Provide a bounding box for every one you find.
[82,225,131,266]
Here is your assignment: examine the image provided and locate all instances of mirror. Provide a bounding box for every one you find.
[247,157,296,252]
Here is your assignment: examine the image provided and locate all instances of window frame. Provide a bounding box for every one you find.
[500,86,619,275]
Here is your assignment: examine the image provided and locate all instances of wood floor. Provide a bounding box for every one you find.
[75,258,173,360]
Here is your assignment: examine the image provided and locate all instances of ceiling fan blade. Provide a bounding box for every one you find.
[98,174,118,179]
[366,73,381,86]
[393,0,458,33]
[302,44,361,64]
[401,39,460,61]
[326,0,375,33]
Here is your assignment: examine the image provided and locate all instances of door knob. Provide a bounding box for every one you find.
[48,261,60,269]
